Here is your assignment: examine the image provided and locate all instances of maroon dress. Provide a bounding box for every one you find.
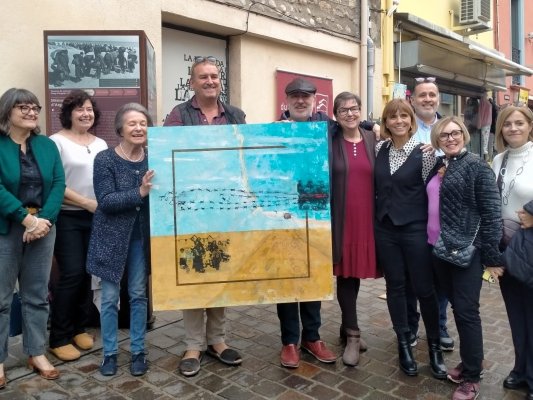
[333,138,379,278]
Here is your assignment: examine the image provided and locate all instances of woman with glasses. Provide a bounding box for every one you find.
[0,88,65,386]
[429,116,501,400]
[330,92,380,366]
[48,90,108,361]
[374,99,446,380]
[489,107,533,400]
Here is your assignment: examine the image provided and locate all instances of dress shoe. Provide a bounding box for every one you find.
[301,340,336,363]
[73,333,94,350]
[28,357,60,380]
[342,329,361,367]
[280,344,300,368]
[503,373,527,390]
[49,344,81,361]
[427,338,447,379]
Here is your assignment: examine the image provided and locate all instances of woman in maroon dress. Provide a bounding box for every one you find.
[330,92,380,366]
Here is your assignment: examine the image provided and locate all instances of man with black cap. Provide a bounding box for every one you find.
[276,77,337,368]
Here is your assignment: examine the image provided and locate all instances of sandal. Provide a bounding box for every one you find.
[179,352,203,377]
[206,345,242,366]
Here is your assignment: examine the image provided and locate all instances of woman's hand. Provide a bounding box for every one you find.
[517,209,533,229]
[22,217,52,243]
[486,266,505,283]
[420,143,436,154]
[139,169,155,198]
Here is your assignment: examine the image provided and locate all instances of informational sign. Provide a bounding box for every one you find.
[148,122,333,310]
[44,31,153,146]
[519,88,529,105]
[276,70,333,119]
[161,27,228,125]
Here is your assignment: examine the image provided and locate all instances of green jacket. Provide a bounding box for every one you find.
[0,133,65,234]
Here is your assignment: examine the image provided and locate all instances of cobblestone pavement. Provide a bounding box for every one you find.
[0,278,527,399]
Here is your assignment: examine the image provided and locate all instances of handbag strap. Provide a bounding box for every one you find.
[496,151,510,194]
[470,219,481,246]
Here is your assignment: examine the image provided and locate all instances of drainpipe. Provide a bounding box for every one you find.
[367,36,375,120]
[361,0,368,119]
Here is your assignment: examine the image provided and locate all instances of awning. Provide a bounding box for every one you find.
[395,13,533,78]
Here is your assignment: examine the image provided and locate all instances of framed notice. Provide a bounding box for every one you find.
[44,31,155,146]
[148,122,334,310]
[276,70,333,119]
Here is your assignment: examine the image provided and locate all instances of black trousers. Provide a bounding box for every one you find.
[375,218,439,339]
[276,301,321,345]
[433,252,484,382]
[500,273,533,391]
[49,210,93,348]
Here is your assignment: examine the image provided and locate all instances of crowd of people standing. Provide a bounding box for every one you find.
[0,57,532,400]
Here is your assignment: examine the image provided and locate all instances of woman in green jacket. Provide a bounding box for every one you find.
[0,88,65,388]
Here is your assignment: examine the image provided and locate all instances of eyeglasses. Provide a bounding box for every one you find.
[14,105,42,115]
[338,107,361,117]
[414,77,437,84]
[193,56,217,64]
[438,129,463,142]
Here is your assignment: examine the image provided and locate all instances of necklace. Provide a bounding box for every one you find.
[500,144,531,205]
[119,142,144,162]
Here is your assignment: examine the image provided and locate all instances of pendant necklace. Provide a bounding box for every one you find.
[119,142,144,162]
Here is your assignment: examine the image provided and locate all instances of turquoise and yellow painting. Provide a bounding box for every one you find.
[148,122,333,310]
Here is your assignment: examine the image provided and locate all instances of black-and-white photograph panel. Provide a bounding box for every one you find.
[47,35,140,89]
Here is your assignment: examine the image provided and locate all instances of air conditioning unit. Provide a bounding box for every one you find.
[460,0,490,25]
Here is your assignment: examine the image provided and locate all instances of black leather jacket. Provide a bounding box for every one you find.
[439,151,502,267]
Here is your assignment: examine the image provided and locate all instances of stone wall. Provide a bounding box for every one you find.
[210,0,362,40]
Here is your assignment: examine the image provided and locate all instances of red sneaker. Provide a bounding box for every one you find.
[280,344,300,368]
[301,340,337,363]
[452,381,480,400]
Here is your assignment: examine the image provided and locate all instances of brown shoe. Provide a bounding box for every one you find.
[280,344,300,368]
[301,340,337,363]
[50,344,81,361]
[28,357,60,380]
[73,333,94,350]
[0,375,5,389]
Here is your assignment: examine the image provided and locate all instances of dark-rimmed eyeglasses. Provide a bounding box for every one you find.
[14,105,42,115]
[338,106,361,117]
[193,56,217,64]
[414,77,437,84]
[438,129,463,142]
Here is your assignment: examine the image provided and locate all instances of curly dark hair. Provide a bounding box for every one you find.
[59,89,101,129]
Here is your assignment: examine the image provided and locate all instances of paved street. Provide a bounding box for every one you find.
[0,278,526,399]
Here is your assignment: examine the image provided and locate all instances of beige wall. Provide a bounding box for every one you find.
[2,1,365,128]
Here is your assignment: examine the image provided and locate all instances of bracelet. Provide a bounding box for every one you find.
[25,216,39,233]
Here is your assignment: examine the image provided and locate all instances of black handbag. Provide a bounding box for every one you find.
[433,222,480,269]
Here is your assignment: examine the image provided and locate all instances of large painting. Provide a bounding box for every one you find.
[148,122,333,310]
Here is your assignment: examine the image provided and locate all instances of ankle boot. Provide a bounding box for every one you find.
[342,328,361,367]
[428,338,447,379]
[340,325,368,352]
[397,332,418,376]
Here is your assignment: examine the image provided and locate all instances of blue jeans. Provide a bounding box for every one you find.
[100,239,147,356]
[0,224,56,362]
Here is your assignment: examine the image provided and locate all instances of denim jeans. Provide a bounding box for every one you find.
[0,224,56,362]
[100,239,147,356]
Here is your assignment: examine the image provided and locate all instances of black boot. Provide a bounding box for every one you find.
[397,332,418,376]
[428,338,447,379]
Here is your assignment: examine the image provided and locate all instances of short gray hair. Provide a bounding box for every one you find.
[114,103,153,136]
[0,88,42,136]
